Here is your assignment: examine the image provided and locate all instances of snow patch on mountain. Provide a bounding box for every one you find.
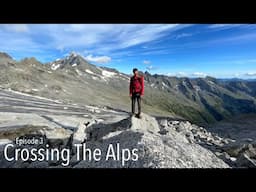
[70,52,77,57]
[85,69,95,75]
[193,85,201,91]
[51,63,60,70]
[75,69,82,76]
[4,88,62,103]
[119,73,130,80]
[162,82,169,89]
[182,80,188,86]
[102,70,116,78]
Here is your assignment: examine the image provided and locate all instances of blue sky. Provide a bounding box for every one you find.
[1,24,256,78]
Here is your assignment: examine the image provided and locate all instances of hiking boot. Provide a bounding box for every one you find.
[130,113,136,117]
[137,113,142,119]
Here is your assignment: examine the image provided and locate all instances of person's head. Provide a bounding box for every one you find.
[133,68,139,76]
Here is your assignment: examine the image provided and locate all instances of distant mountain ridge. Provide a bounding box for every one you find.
[1,51,256,125]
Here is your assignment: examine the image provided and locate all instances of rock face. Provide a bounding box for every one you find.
[0,52,13,64]
[208,114,256,167]
[74,113,229,168]
[0,112,229,168]
[221,142,256,167]
[236,153,256,168]
[127,114,229,168]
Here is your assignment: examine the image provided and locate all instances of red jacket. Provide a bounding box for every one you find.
[129,75,144,96]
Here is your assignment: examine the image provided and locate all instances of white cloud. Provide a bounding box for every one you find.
[176,72,187,77]
[208,24,243,29]
[208,24,231,28]
[65,24,86,32]
[167,72,207,78]
[0,24,29,32]
[117,25,179,48]
[84,54,111,64]
[140,49,170,56]
[216,33,256,43]
[191,72,208,77]
[0,24,193,61]
[0,34,44,54]
[245,72,256,76]
[146,65,158,71]
[166,72,175,76]
[143,60,151,64]
[43,24,190,53]
[146,65,153,70]
[175,33,192,39]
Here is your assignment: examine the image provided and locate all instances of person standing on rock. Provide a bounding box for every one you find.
[129,68,144,118]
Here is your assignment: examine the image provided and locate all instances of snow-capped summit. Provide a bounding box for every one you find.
[50,52,87,70]
[69,51,77,58]
[48,52,125,81]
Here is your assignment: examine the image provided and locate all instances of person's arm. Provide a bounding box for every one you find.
[129,77,132,96]
[140,76,144,96]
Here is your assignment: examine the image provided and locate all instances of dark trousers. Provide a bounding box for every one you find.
[131,93,141,115]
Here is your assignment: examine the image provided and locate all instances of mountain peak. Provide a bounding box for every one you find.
[0,52,13,60]
[205,76,217,81]
[65,52,86,62]
[68,51,79,58]
[20,57,42,65]
[50,52,90,70]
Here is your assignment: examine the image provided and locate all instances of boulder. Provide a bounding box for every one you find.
[159,119,168,127]
[72,120,95,146]
[236,153,256,168]
[44,128,73,148]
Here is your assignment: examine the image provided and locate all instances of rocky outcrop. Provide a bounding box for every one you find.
[127,114,229,168]
[236,153,256,168]
[208,114,256,167]
[73,113,229,168]
[0,112,230,168]
[221,142,256,167]
[72,119,96,146]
